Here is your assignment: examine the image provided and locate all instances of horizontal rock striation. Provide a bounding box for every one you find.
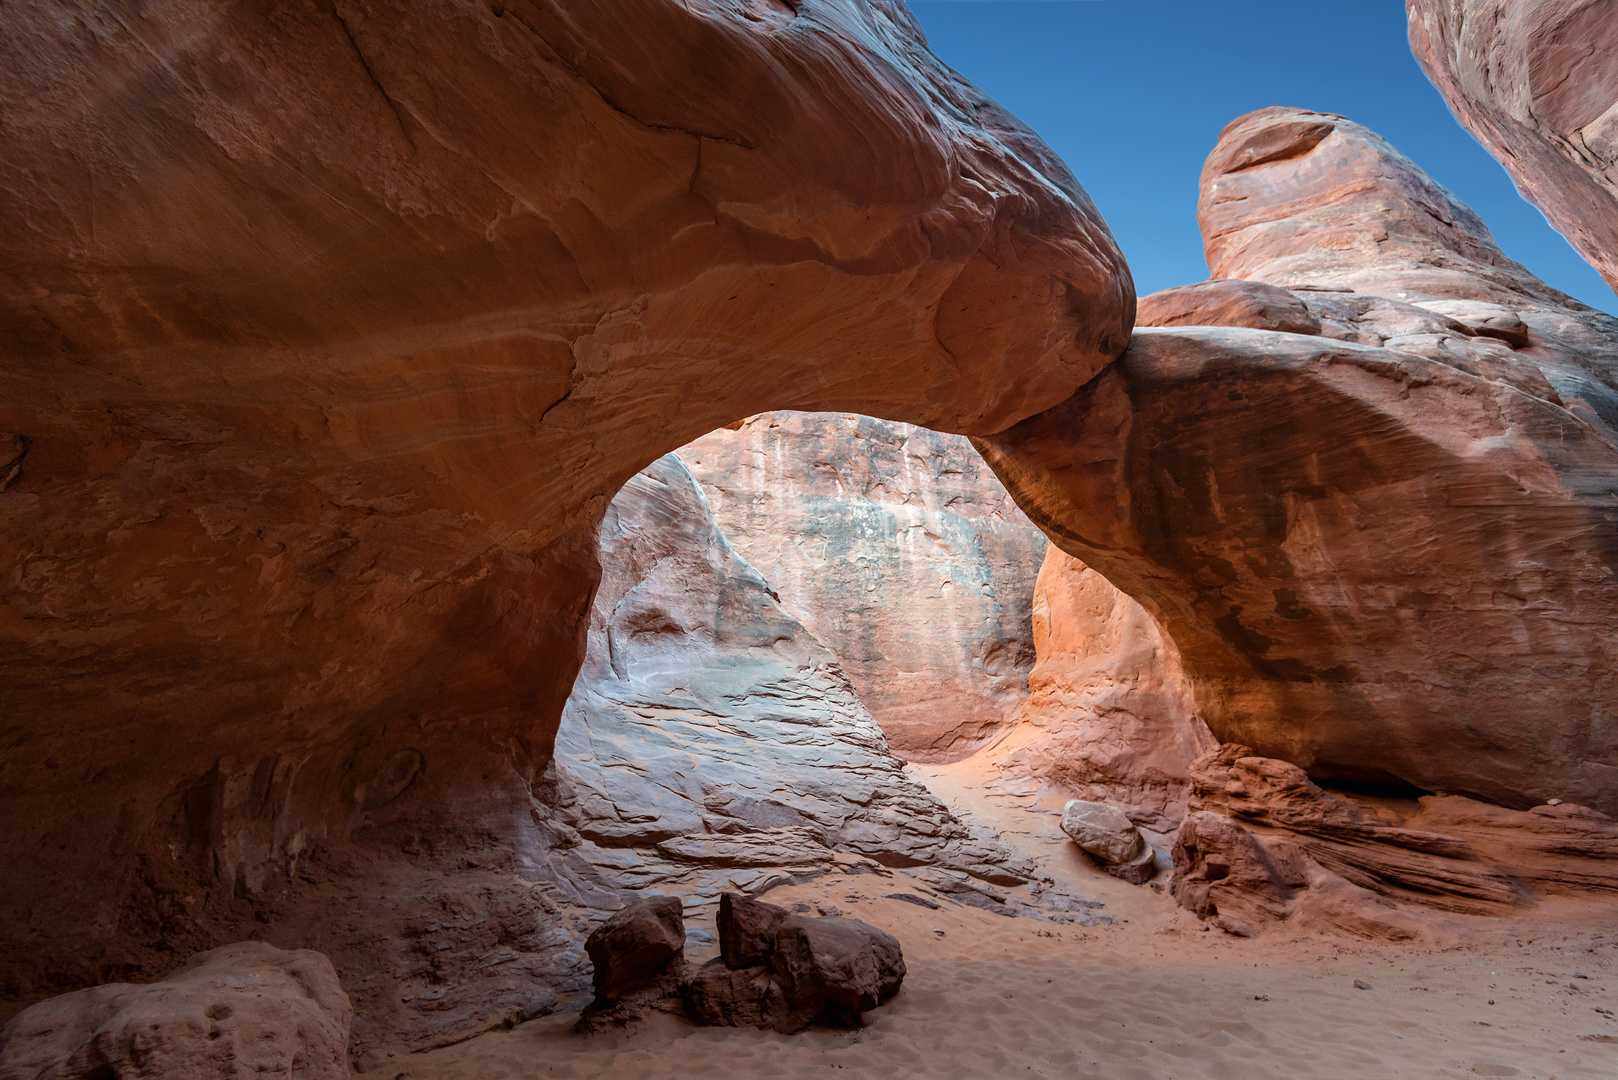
[1409,0,1618,298]
[0,0,1131,1032]
[977,107,1618,812]
[679,412,1048,761]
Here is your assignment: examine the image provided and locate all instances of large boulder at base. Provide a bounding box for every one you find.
[584,897,685,1003]
[679,412,1048,762]
[771,916,906,1032]
[1060,800,1155,884]
[718,893,789,971]
[977,106,1618,814]
[0,943,350,1080]
[1410,0,1618,298]
[0,0,1130,1043]
[681,959,786,1031]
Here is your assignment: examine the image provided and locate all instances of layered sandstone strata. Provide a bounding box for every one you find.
[0,0,1131,1027]
[978,107,1618,812]
[679,413,1048,761]
[1409,0,1618,297]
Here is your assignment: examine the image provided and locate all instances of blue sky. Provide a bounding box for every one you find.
[909,0,1617,314]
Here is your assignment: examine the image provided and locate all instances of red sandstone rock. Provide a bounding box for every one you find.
[0,943,350,1080]
[1170,812,1301,938]
[979,108,1618,814]
[1188,745,1520,914]
[681,959,786,1030]
[718,893,789,971]
[679,413,1048,761]
[1409,0,1618,298]
[0,0,1130,1038]
[1137,279,1321,335]
[985,549,1215,833]
[771,915,905,1031]
[584,896,685,1004]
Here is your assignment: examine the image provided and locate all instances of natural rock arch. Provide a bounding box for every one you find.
[0,0,1129,1024]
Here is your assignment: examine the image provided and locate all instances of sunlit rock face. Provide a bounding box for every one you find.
[0,0,1131,1024]
[978,107,1618,814]
[1409,0,1618,299]
[679,413,1047,762]
[989,548,1215,834]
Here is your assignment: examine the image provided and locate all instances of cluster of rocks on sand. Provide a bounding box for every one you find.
[579,894,904,1036]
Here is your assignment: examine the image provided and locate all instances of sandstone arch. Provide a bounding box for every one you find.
[0,0,1130,1032]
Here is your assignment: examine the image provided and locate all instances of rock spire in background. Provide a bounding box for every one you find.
[1409,0,1618,298]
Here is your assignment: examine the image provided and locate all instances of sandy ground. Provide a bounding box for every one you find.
[406,757,1618,1079]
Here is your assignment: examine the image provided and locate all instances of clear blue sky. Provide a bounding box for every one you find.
[909,0,1617,314]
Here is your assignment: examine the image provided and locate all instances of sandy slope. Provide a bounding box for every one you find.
[406,757,1618,1080]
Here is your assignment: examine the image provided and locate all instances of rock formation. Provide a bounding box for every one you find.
[478,454,1069,1049]
[770,915,906,1031]
[544,454,1038,894]
[978,106,1618,813]
[0,943,351,1080]
[1171,743,1618,935]
[583,896,686,1005]
[0,0,1131,1034]
[1059,800,1156,884]
[1409,0,1618,297]
[986,549,1215,833]
[679,412,1048,761]
[684,894,904,1033]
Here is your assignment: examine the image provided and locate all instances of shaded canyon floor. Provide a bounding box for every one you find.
[407,754,1618,1080]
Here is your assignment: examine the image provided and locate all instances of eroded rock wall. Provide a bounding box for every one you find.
[678,413,1047,762]
[978,107,1618,813]
[988,548,1215,834]
[0,0,1131,1021]
[1409,0,1618,298]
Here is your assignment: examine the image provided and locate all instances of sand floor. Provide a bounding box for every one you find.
[406,757,1618,1079]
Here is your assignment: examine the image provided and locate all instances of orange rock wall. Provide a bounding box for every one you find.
[989,548,1215,833]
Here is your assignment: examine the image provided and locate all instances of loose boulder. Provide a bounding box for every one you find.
[0,942,350,1080]
[1060,800,1156,884]
[584,896,685,1004]
[717,893,789,971]
[771,915,906,1032]
[681,959,786,1030]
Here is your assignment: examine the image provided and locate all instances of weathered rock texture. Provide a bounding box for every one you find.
[679,412,1048,761]
[0,0,1130,1039]
[0,943,351,1080]
[584,896,685,1004]
[541,455,1038,895]
[1410,0,1618,298]
[1172,744,1618,935]
[986,548,1215,833]
[504,455,1064,1042]
[978,106,1618,813]
[771,915,905,1031]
